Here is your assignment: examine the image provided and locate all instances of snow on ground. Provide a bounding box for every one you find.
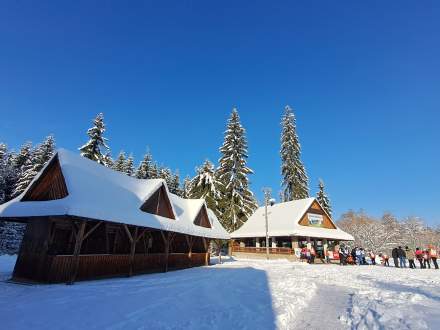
[1,255,440,330]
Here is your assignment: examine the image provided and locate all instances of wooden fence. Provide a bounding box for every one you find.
[232,246,295,255]
[43,253,209,283]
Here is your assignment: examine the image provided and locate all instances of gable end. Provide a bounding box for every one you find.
[21,155,68,201]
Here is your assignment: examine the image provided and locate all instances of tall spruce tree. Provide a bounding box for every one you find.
[113,151,127,172]
[280,105,309,201]
[103,152,114,168]
[188,160,222,216]
[136,150,154,179]
[159,167,173,187]
[0,143,8,204]
[217,108,258,231]
[316,179,332,216]
[125,154,135,176]
[182,175,191,198]
[14,136,56,197]
[169,170,182,196]
[79,113,109,164]
[12,142,34,197]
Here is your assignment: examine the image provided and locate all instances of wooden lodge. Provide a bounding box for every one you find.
[0,149,229,283]
[230,198,353,261]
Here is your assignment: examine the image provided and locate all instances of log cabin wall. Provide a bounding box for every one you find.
[12,216,212,284]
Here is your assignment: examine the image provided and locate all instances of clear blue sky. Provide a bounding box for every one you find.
[1,1,439,224]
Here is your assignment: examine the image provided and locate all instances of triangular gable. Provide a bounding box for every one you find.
[140,184,175,219]
[193,205,211,228]
[21,155,68,201]
[298,199,337,229]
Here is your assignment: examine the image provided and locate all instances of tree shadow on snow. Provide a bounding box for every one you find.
[0,265,277,330]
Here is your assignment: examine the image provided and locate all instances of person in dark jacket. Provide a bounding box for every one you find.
[391,247,399,268]
[397,246,407,268]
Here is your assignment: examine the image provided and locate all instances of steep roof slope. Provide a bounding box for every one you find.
[0,149,229,240]
[231,198,353,241]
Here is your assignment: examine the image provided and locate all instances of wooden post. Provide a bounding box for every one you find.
[217,240,222,264]
[68,221,86,285]
[123,225,138,277]
[185,235,194,267]
[161,231,170,272]
[202,238,209,266]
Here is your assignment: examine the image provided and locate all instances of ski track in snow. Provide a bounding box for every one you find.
[1,256,440,330]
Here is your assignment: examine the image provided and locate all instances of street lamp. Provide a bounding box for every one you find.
[262,188,275,260]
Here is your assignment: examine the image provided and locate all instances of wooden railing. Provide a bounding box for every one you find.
[232,246,294,255]
[44,253,209,283]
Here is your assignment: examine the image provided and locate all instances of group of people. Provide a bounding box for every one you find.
[384,245,439,269]
[337,244,439,269]
[337,245,377,265]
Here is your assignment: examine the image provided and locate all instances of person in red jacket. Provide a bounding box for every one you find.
[415,248,424,269]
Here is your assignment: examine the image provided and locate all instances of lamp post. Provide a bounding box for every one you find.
[262,188,273,260]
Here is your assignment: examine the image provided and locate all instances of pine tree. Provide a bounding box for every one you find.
[182,176,191,198]
[12,142,34,197]
[33,135,55,173]
[159,167,173,187]
[113,151,127,172]
[188,160,222,215]
[217,108,258,231]
[136,150,154,179]
[103,152,114,168]
[169,170,182,195]
[79,113,109,164]
[14,136,56,197]
[125,154,135,176]
[0,143,8,204]
[150,163,159,179]
[280,105,309,201]
[316,179,332,216]
[0,145,18,202]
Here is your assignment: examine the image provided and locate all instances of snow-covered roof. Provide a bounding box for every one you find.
[0,149,230,240]
[231,198,354,241]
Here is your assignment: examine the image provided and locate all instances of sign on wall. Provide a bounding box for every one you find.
[307,213,324,227]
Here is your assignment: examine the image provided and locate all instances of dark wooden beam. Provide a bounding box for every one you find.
[128,227,139,277]
[82,221,103,241]
[68,221,86,284]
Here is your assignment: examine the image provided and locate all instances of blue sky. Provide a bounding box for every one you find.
[0,1,439,224]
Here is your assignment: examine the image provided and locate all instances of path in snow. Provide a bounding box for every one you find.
[291,284,352,330]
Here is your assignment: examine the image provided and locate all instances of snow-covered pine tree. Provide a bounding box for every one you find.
[169,170,182,196]
[125,154,135,176]
[0,144,18,203]
[0,143,8,204]
[159,167,173,187]
[12,142,34,197]
[79,113,109,165]
[217,108,258,231]
[136,150,154,179]
[14,136,56,197]
[280,105,309,201]
[150,163,159,179]
[113,151,127,172]
[188,160,222,216]
[316,179,332,216]
[33,135,55,173]
[103,152,114,168]
[182,175,191,198]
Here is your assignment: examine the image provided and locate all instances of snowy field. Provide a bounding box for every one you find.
[1,255,440,330]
